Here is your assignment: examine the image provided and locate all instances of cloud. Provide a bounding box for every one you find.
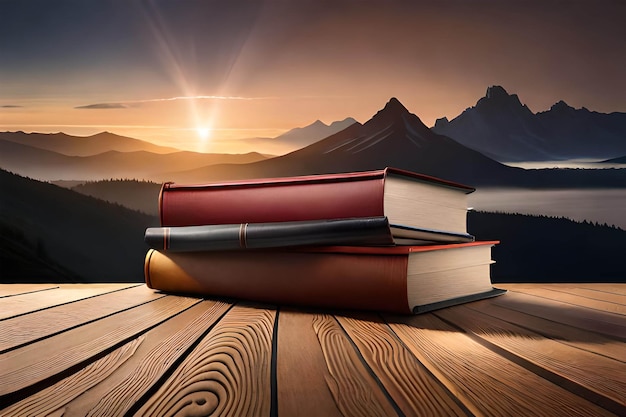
[1,105,22,108]
[74,95,267,110]
[75,103,128,109]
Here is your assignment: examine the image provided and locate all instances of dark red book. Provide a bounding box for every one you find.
[159,167,475,239]
[144,241,503,314]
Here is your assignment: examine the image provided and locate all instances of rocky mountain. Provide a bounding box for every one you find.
[168,97,524,186]
[168,97,626,188]
[0,131,180,156]
[432,86,626,162]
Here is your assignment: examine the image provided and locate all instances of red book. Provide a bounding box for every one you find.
[159,167,476,240]
[144,241,503,314]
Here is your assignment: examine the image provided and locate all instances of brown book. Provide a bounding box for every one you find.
[159,167,475,242]
[144,241,504,314]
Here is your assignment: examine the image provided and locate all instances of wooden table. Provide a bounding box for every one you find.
[0,283,624,416]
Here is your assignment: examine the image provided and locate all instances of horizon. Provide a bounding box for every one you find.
[1,0,625,153]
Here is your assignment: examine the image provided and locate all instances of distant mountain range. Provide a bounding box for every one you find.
[0,138,267,181]
[0,131,179,156]
[210,117,358,155]
[432,85,626,162]
[2,89,626,188]
[164,97,626,188]
[273,117,358,147]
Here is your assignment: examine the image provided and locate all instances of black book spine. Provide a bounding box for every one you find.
[145,217,395,252]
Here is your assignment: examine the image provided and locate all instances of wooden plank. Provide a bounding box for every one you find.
[492,291,626,340]
[0,284,141,320]
[308,314,399,417]
[499,284,626,296]
[0,285,165,353]
[134,304,276,417]
[387,313,615,417]
[437,305,626,415]
[467,300,626,362]
[23,300,232,417]
[502,287,626,315]
[0,284,59,297]
[532,287,626,305]
[336,314,467,416]
[0,337,143,417]
[0,295,200,403]
[275,310,345,417]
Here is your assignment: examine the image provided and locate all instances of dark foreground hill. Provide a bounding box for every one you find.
[468,211,626,282]
[72,180,163,216]
[0,169,158,282]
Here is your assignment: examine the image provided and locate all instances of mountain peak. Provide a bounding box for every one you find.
[486,85,509,99]
[480,85,524,109]
[383,97,409,113]
[310,120,327,128]
[550,100,573,111]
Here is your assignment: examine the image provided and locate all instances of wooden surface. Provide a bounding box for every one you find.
[0,283,624,416]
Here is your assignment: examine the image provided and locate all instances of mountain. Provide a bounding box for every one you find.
[0,131,181,156]
[432,86,626,162]
[214,117,359,155]
[273,118,358,147]
[166,97,626,188]
[0,139,267,181]
[167,97,523,185]
[0,168,156,282]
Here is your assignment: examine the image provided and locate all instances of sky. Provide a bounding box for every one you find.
[1,0,625,154]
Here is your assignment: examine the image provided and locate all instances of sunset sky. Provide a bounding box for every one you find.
[1,0,624,153]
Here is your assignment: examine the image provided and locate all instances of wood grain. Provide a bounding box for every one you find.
[467,300,626,362]
[337,314,467,416]
[498,283,626,295]
[0,284,140,320]
[529,286,626,305]
[387,313,615,417]
[77,300,231,417]
[0,336,143,417]
[0,295,200,400]
[276,310,345,417]
[0,285,164,352]
[437,305,626,415]
[492,291,626,340]
[503,287,626,315]
[135,304,276,417]
[311,314,399,417]
[0,284,624,416]
[0,285,59,297]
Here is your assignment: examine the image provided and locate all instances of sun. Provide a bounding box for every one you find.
[196,127,211,140]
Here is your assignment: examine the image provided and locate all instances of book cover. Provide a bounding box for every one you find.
[144,241,502,314]
[159,167,475,237]
[144,216,475,252]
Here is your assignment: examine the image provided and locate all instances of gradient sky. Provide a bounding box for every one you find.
[1,0,625,153]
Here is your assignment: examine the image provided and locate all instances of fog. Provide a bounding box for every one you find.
[469,188,626,230]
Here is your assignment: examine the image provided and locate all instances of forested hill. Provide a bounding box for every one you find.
[468,211,626,282]
[0,169,158,282]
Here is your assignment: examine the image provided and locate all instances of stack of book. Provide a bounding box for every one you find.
[143,167,505,314]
